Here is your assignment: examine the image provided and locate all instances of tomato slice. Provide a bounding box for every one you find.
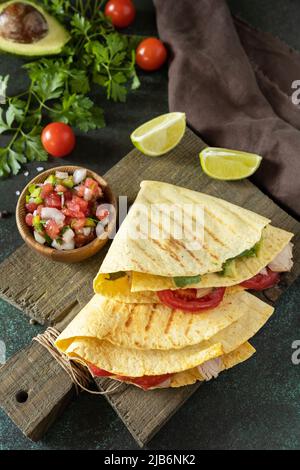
[240,268,280,291]
[89,364,172,390]
[157,287,226,313]
[116,374,173,390]
[89,364,113,377]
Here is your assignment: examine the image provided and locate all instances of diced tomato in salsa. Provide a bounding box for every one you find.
[24,169,106,251]
[41,183,54,199]
[54,184,67,193]
[25,202,38,213]
[25,213,33,226]
[74,232,95,248]
[44,192,62,209]
[45,219,61,239]
[36,204,44,216]
[71,218,86,231]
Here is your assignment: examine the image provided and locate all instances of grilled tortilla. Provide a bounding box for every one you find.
[94,223,293,302]
[55,292,273,376]
[95,181,270,281]
[55,291,270,350]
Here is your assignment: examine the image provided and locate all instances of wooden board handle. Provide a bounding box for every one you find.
[0,341,75,441]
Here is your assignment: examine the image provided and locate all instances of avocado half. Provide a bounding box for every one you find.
[0,0,70,56]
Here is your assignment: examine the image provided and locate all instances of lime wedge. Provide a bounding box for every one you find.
[131,112,186,156]
[199,147,262,180]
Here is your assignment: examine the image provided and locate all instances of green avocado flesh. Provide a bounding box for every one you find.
[0,1,70,56]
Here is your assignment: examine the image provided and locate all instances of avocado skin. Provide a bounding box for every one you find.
[0,0,70,56]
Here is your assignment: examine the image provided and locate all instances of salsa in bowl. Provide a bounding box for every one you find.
[16,166,117,263]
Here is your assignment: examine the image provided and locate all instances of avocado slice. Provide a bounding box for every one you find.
[0,1,70,56]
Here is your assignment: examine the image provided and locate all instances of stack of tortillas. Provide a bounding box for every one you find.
[56,182,293,389]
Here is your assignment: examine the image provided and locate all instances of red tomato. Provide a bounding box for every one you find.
[41,183,54,199]
[240,268,280,291]
[157,287,226,313]
[74,232,95,248]
[64,190,73,201]
[117,373,173,390]
[41,122,75,158]
[25,213,33,227]
[104,0,136,28]
[45,219,61,239]
[72,195,89,214]
[36,204,44,216]
[44,192,62,209]
[71,218,86,231]
[88,365,113,377]
[136,37,167,71]
[74,184,85,198]
[62,207,85,219]
[54,184,67,193]
[25,202,37,213]
[88,364,172,390]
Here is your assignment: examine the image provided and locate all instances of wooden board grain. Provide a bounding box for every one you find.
[0,128,299,446]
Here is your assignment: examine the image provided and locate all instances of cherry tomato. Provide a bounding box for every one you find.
[41,122,76,158]
[44,192,62,209]
[157,287,226,313]
[136,37,167,71]
[240,268,280,291]
[104,0,136,28]
[25,213,33,226]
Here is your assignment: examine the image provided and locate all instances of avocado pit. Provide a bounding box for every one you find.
[0,2,48,44]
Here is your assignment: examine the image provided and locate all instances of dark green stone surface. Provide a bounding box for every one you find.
[0,0,299,450]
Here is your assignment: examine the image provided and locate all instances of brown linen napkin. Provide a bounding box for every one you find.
[154,0,300,218]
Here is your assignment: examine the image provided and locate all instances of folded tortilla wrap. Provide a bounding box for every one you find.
[95,181,270,281]
[94,224,293,301]
[55,291,270,350]
[55,293,273,376]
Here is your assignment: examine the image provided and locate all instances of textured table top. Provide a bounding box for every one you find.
[0,0,299,450]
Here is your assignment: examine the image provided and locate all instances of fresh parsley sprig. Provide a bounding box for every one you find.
[0,0,141,177]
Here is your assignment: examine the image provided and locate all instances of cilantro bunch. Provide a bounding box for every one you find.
[0,0,141,177]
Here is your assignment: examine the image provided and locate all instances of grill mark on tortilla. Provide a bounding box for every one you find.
[125,305,134,328]
[184,314,194,338]
[150,238,186,267]
[216,202,261,232]
[204,207,238,236]
[145,305,157,331]
[140,197,203,265]
[204,226,226,250]
[164,309,175,334]
[169,236,203,263]
[203,243,219,261]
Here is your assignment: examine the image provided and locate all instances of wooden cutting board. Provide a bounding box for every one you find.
[0,128,299,447]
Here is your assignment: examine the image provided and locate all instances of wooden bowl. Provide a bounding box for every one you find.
[16,166,117,263]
